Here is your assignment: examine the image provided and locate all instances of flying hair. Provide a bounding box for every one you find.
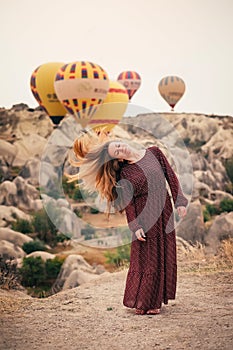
[67,129,125,215]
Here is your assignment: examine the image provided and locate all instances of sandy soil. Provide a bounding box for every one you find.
[0,267,232,350]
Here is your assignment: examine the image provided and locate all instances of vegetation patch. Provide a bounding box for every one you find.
[203,198,233,222]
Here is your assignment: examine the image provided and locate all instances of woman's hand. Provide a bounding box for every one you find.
[135,228,146,241]
[177,206,187,218]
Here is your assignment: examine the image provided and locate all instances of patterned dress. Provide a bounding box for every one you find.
[120,146,188,311]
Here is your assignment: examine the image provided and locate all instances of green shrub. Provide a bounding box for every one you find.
[220,198,233,213]
[45,257,63,280]
[56,233,71,242]
[203,198,233,222]
[19,256,63,289]
[20,256,46,287]
[203,209,211,223]
[72,186,97,202]
[12,219,33,234]
[206,203,219,216]
[32,205,60,246]
[73,187,84,201]
[62,176,76,198]
[73,208,83,218]
[22,240,46,254]
[90,207,99,214]
[105,244,131,267]
[183,137,190,146]
[225,158,233,184]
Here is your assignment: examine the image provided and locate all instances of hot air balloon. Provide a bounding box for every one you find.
[158,76,185,111]
[117,71,141,100]
[54,61,109,128]
[30,62,67,126]
[88,81,129,134]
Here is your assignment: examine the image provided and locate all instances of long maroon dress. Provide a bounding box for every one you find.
[120,146,188,311]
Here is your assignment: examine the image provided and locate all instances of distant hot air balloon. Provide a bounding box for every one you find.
[88,81,129,133]
[54,61,109,128]
[30,62,67,126]
[158,76,185,111]
[117,71,141,100]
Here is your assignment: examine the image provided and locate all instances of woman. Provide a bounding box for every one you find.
[71,132,188,315]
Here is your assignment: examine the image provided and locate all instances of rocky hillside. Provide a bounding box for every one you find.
[0,104,233,281]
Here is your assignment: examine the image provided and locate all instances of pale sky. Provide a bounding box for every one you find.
[1,0,233,116]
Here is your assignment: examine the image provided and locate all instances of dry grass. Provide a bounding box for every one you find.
[177,237,233,273]
[56,237,233,275]
[215,238,233,268]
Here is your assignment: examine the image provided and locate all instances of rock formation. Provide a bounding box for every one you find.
[0,105,232,263]
[52,254,107,293]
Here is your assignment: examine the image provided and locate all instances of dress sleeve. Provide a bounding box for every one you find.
[120,170,143,233]
[151,146,188,208]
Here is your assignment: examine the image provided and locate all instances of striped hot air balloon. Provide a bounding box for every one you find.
[117,71,141,100]
[158,76,185,111]
[30,62,67,126]
[54,61,109,128]
[88,81,129,133]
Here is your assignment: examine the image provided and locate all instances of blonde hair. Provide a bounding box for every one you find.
[68,130,124,214]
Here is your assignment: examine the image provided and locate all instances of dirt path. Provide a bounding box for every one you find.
[0,268,233,350]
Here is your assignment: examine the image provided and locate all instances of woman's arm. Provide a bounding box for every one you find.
[151,146,188,208]
[119,170,143,234]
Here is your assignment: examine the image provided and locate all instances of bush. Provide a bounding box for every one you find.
[20,256,46,287]
[12,218,33,234]
[32,205,60,246]
[90,207,99,214]
[45,257,63,280]
[0,255,21,290]
[105,244,131,267]
[72,186,97,202]
[203,198,233,222]
[62,176,76,198]
[73,187,84,201]
[203,209,211,223]
[73,208,83,218]
[11,206,67,247]
[225,158,233,184]
[22,240,46,254]
[206,203,219,216]
[19,256,63,288]
[56,233,71,243]
[220,198,233,213]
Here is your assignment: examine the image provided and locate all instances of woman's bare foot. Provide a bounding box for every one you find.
[146,308,161,315]
[135,309,146,315]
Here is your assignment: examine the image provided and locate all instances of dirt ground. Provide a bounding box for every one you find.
[0,266,232,350]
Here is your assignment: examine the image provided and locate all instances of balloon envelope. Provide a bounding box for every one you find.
[30,62,67,125]
[158,76,185,110]
[117,71,141,100]
[88,81,129,133]
[54,61,109,128]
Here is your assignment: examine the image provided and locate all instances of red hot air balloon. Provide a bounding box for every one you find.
[117,71,141,100]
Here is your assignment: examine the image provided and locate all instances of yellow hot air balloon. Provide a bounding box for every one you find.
[158,76,185,111]
[117,71,141,100]
[54,61,109,128]
[88,81,129,133]
[30,62,67,125]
